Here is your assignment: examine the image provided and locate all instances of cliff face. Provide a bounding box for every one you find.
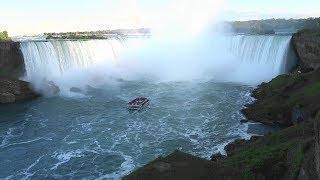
[0,41,25,79]
[0,42,39,103]
[293,30,320,71]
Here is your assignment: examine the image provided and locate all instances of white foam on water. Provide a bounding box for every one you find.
[19,155,44,180]
[1,136,52,149]
[50,149,85,170]
[0,78,271,179]
[0,124,32,149]
[212,141,232,156]
[0,128,15,148]
[3,175,13,180]
[97,154,135,180]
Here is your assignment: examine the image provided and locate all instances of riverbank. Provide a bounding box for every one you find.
[125,115,320,180]
[125,29,320,179]
[242,70,320,126]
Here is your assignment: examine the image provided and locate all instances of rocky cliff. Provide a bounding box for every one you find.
[293,29,320,71]
[0,41,25,79]
[0,41,39,103]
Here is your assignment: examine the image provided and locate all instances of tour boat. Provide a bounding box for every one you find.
[128,97,150,110]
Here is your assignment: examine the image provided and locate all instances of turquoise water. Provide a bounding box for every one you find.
[0,80,253,179]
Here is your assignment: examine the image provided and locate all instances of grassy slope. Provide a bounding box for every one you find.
[224,117,317,179]
[125,114,319,180]
[242,70,320,126]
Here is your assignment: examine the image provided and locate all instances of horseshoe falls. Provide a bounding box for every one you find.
[0,34,297,179]
[19,35,296,88]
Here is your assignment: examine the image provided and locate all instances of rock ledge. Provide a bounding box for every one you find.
[0,78,40,103]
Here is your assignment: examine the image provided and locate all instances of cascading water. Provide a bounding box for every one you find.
[19,35,296,88]
[20,39,125,81]
[227,35,296,75]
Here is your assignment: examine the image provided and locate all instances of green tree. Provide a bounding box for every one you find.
[0,31,10,41]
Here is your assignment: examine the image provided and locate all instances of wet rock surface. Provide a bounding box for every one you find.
[0,77,40,103]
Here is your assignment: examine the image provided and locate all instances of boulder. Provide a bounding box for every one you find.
[0,78,39,103]
[210,153,226,162]
[45,81,60,95]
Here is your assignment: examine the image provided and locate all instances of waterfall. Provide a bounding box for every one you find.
[227,35,296,75]
[18,35,297,89]
[20,39,125,81]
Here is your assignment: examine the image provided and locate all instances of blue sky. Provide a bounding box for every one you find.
[225,0,320,19]
[1,0,319,35]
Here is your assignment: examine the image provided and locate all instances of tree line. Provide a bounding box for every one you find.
[228,17,320,34]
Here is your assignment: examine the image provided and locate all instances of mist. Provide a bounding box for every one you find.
[20,0,293,96]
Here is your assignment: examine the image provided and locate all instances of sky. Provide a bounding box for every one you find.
[1,0,320,36]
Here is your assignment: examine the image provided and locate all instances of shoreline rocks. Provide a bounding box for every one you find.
[241,69,320,126]
[0,77,40,104]
[126,115,320,180]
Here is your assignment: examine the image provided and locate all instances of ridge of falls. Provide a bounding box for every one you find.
[227,35,297,75]
[19,35,297,89]
[20,39,125,81]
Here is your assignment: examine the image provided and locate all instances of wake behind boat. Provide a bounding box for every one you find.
[128,97,150,110]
